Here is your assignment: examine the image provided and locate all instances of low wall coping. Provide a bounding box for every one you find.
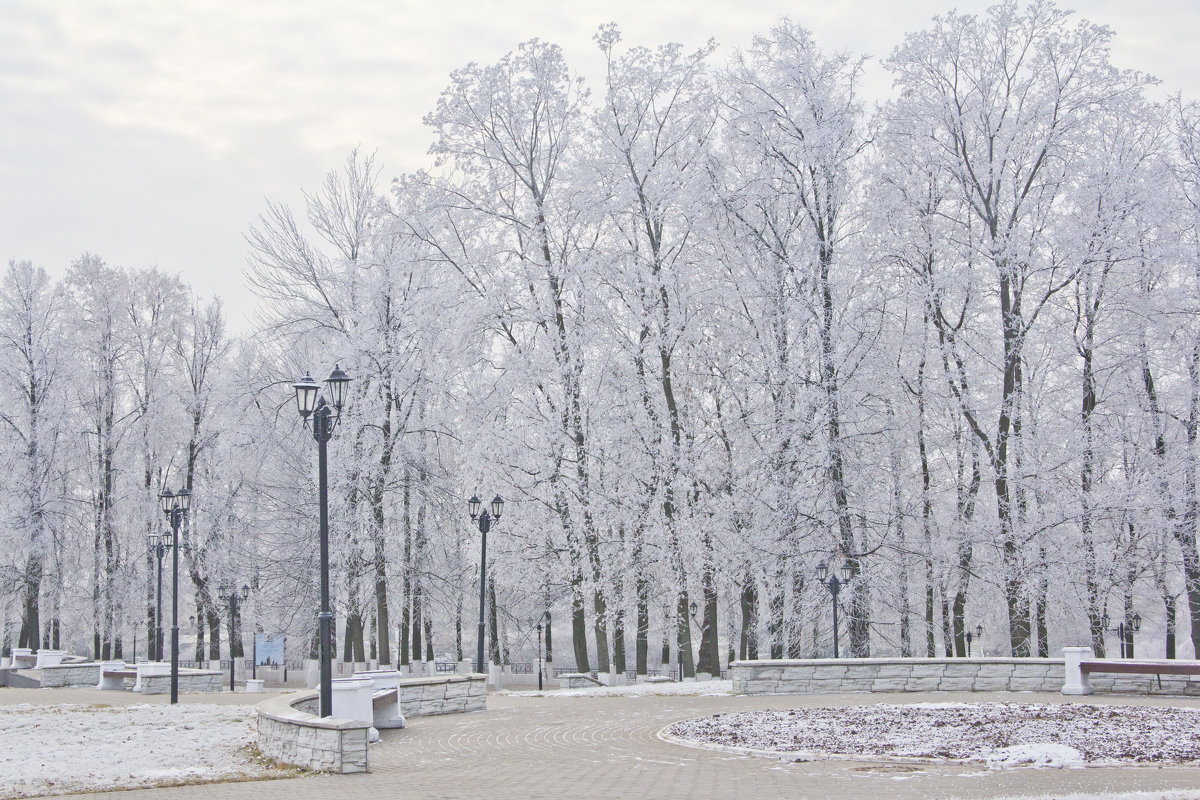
[731,657,1065,667]
[256,691,370,732]
[398,673,485,687]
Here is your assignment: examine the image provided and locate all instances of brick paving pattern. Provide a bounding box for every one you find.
[8,688,1200,799]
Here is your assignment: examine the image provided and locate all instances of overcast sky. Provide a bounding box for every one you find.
[3,0,1198,331]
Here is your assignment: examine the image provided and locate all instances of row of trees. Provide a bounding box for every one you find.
[2,2,1198,672]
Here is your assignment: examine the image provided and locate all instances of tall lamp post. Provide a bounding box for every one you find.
[537,611,548,692]
[294,365,351,718]
[148,532,166,662]
[965,624,983,657]
[220,582,250,691]
[1101,612,1141,659]
[467,494,503,675]
[158,486,190,704]
[816,561,854,659]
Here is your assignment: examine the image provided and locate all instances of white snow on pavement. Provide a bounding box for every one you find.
[0,703,283,798]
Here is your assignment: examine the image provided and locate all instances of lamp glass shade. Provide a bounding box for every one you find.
[1132,613,1142,632]
[816,561,829,581]
[975,624,983,638]
[1100,613,1110,629]
[468,495,481,519]
[163,531,174,548]
[491,495,504,519]
[839,563,853,582]
[325,365,351,410]
[148,532,160,546]
[219,582,229,597]
[293,373,319,418]
[174,487,190,512]
[241,584,250,601]
[159,489,174,514]
[689,600,698,616]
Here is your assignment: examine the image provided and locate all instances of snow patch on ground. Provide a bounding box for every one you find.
[984,742,1086,769]
[666,703,1200,767]
[504,679,733,698]
[0,703,285,798]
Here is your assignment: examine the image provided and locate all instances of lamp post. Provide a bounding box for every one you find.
[220,583,250,691]
[467,494,504,675]
[294,365,351,718]
[965,624,983,657]
[816,561,854,659]
[158,486,190,704]
[1101,612,1141,659]
[537,611,547,692]
[148,532,165,662]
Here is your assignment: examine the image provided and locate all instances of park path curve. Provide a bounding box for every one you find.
[14,689,1200,799]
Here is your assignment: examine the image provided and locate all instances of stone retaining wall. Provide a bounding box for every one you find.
[398,674,487,716]
[256,674,487,774]
[732,658,1200,695]
[731,658,1065,694]
[256,692,370,773]
[141,671,223,694]
[39,663,101,687]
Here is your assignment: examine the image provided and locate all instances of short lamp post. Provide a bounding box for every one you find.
[147,532,166,662]
[537,611,548,692]
[158,486,191,704]
[220,582,250,691]
[965,624,983,657]
[294,365,352,718]
[680,599,698,681]
[816,561,854,659]
[1101,612,1141,659]
[467,494,503,675]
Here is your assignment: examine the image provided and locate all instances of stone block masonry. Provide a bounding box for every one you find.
[256,673,487,774]
[732,658,1064,695]
[733,657,1200,696]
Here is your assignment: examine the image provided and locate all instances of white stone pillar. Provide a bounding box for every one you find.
[331,676,376,724]
[1061,646,1093,695]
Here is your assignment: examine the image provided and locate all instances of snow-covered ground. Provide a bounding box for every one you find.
[665,702,1200,767]
[0,703,286,798]
[504,679,733,698]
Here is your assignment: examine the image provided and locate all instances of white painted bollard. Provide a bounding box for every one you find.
[331,677,375,725]
[1062,646,1093,695]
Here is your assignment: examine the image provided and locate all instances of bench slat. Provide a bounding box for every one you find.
[1080,661,1200,677]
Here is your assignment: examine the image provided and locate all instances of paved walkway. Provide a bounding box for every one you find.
[7,688,1200,799]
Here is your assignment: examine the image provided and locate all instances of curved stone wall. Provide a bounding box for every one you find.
[256,691,371,774]
[256,673,487,774]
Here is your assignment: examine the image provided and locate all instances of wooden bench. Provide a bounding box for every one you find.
[99,668,137,690]
[1063,648,1200,695]
[372,687,398,708]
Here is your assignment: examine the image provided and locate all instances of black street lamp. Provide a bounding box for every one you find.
[965,624,984,657]
[537,611,548,691]
[220,582,251,691]
[294,365,351,718]
[816,561,854,659]
[148,532,166,662]
[1101,612,1141,659]
[467,494,503,675]
[158,485,190,704]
